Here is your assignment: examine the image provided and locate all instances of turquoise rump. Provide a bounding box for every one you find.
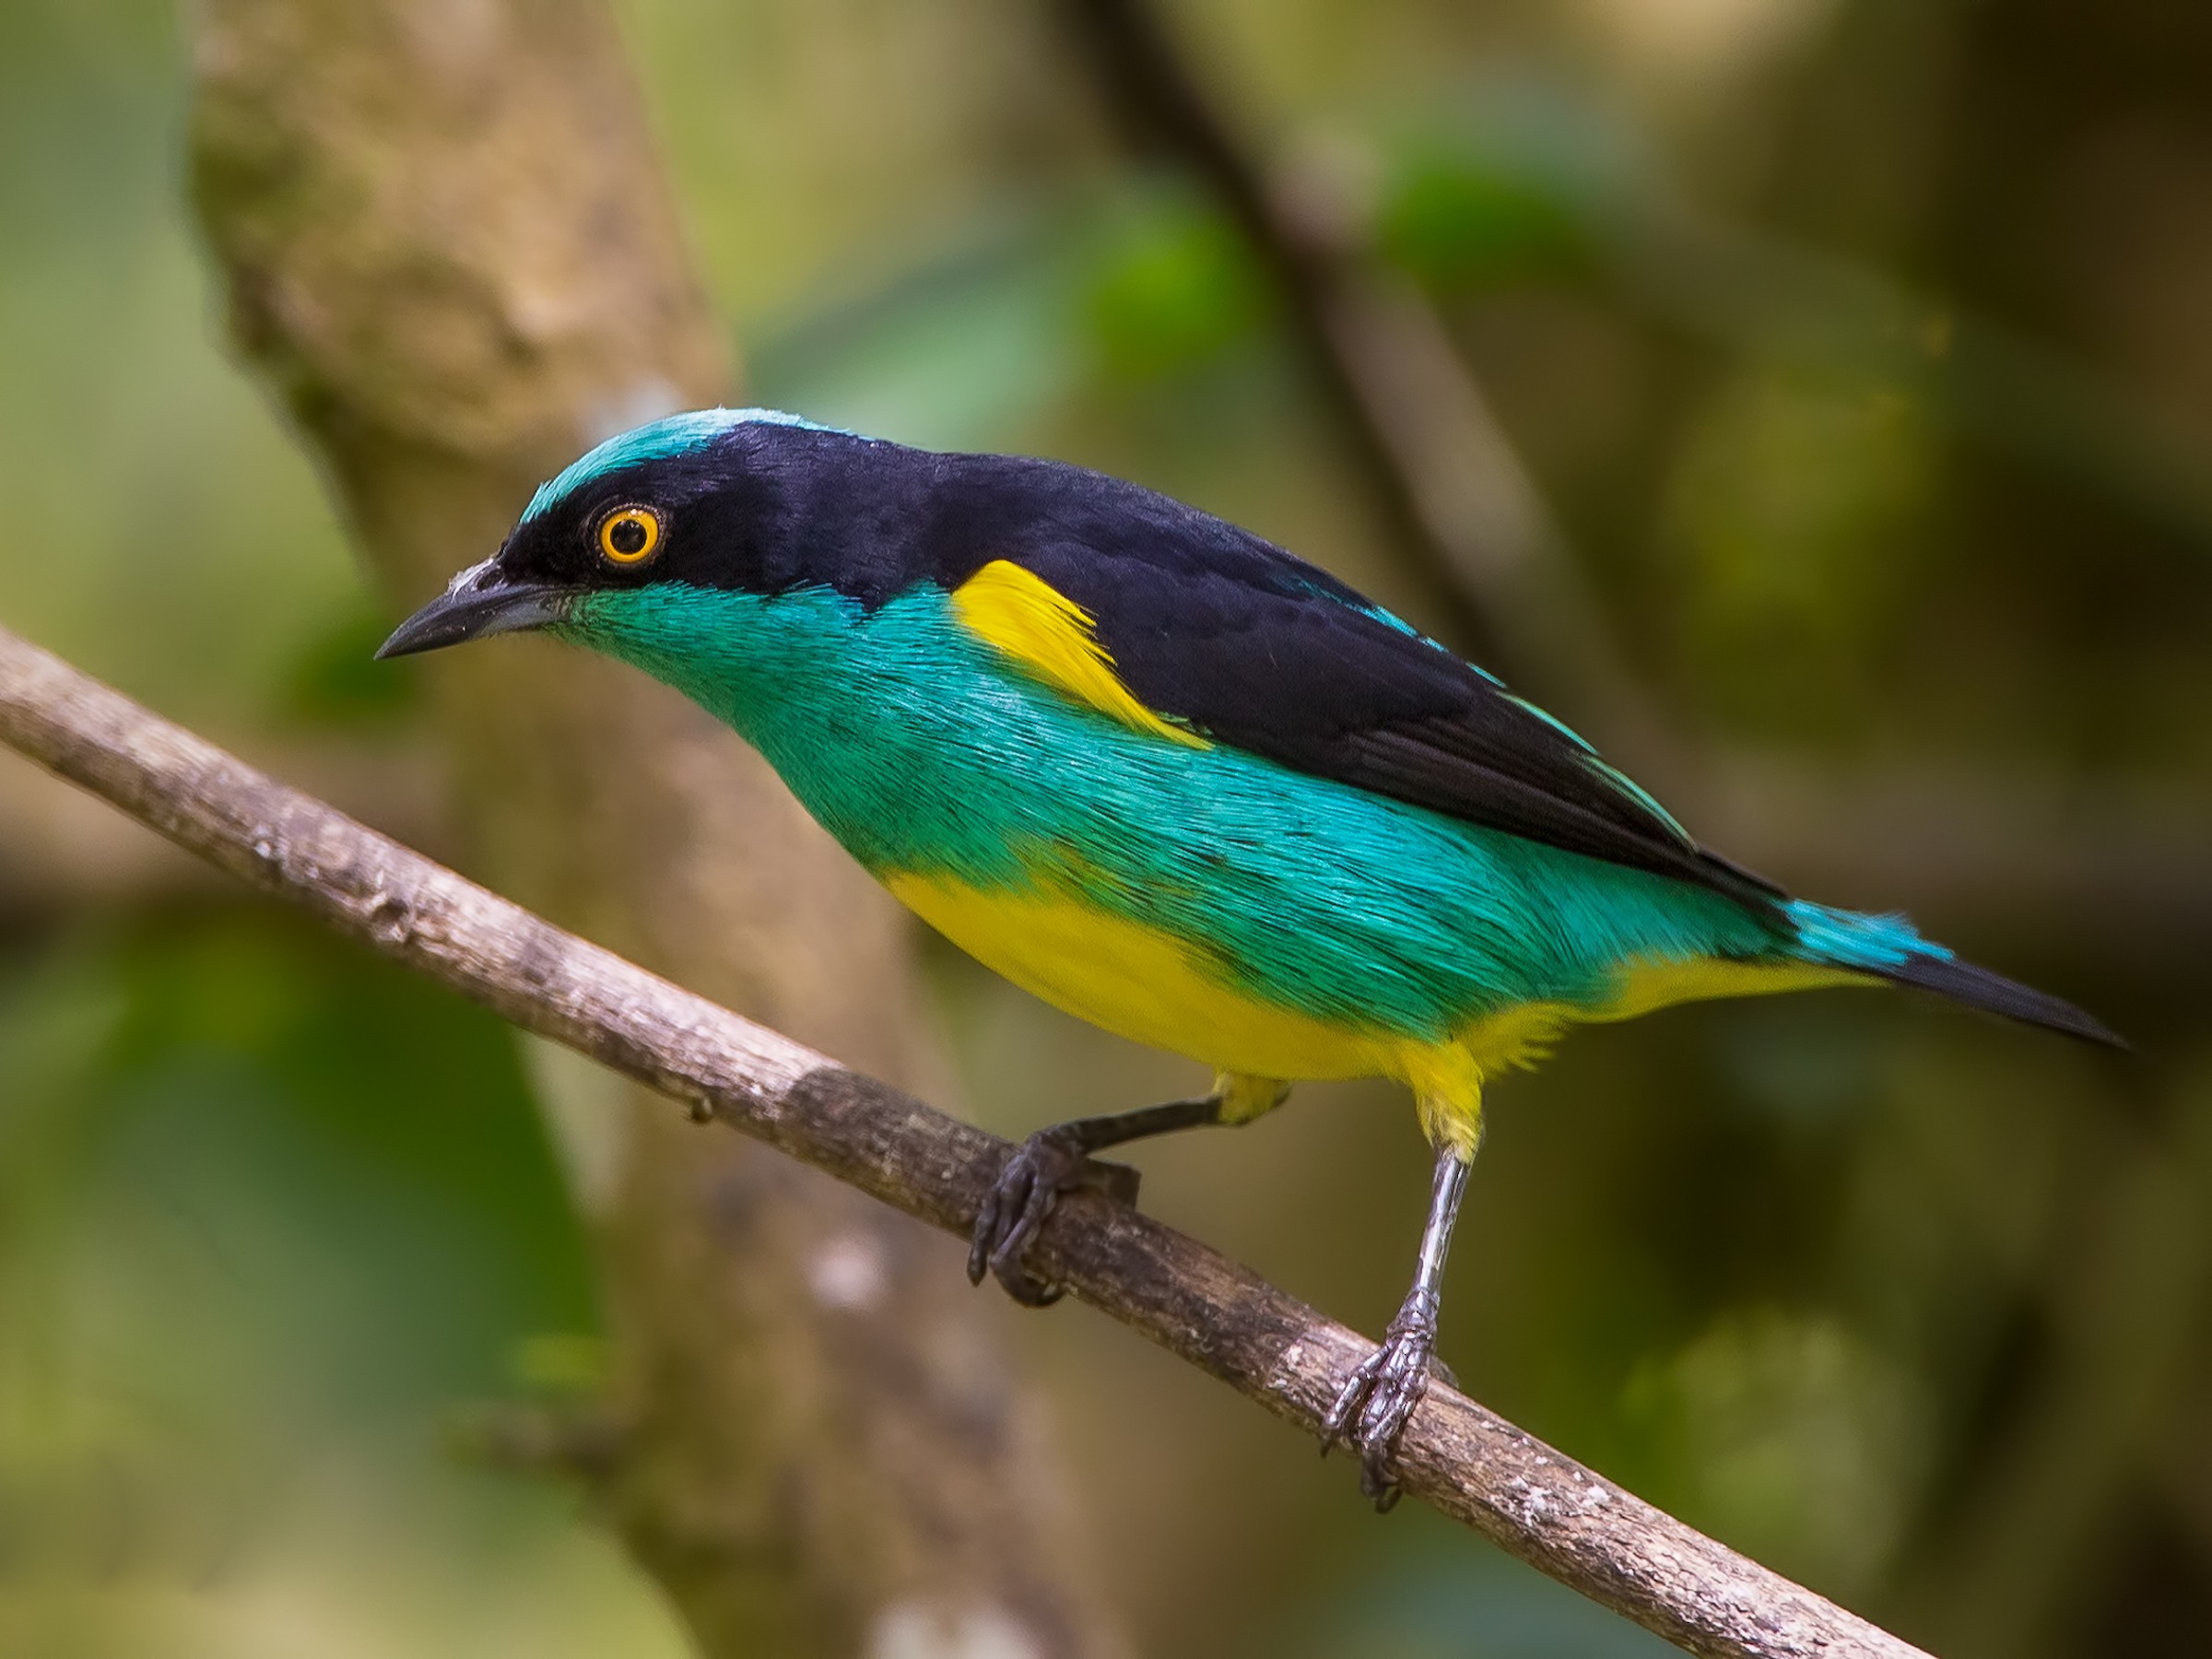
[380,407,2119,1504]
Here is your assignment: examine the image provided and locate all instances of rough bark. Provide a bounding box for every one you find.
[0,621,1940,1659]
[187,4,1114,1654]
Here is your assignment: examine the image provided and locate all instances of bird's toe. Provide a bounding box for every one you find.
[1322,1306,1442,1510]
[1321,1347,1384,1453]
[970,1128,1133,1307]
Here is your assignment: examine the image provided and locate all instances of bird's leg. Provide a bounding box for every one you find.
[971,1076,1289,1307]
[1322,1140,1474,1509]
[969,1096,1216,1307]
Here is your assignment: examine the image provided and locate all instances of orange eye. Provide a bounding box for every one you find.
[596,506,663,565]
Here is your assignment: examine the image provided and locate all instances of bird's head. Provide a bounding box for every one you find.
[375,407,864,662]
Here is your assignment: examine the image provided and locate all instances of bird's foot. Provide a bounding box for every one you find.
[1321,1291,1449,1511]
[967,1126,1142,1307]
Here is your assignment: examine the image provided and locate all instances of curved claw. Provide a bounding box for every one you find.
[968,1130,1136,1307]
[1320,1297,1441,1509]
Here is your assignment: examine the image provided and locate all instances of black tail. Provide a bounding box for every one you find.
[1880,954,2125,1049]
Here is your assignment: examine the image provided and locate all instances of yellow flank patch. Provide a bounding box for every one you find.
[1213,1073,1293,1124]
[1397,1042,1491,1157]
[1441,959,1872,1081]
[883,868,1387,1082]
[886,862,1880,1158]
[950,559,1209,748]
[1595,956,1874,1023]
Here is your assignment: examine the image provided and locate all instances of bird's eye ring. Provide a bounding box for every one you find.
[596,505,663,566]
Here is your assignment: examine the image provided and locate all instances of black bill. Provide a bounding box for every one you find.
[375,560,574,660]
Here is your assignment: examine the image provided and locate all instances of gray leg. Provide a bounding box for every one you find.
[971,1077,1288,1306]
[1322,1143,1473,1508]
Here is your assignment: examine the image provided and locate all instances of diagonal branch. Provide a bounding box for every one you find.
[0,619,1932,1659]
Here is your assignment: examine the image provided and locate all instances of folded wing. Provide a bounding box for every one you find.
[984,517,1782,912]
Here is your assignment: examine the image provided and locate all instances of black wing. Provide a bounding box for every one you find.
[934,459,1781,911]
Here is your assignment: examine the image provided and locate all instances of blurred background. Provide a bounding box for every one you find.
[2,0,2208,1653]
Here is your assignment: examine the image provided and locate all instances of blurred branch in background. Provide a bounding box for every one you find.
[0,619,1937,1659]
[1349,78,2212,558]
[185,2,1113,1655]
[1050,0,1671,763]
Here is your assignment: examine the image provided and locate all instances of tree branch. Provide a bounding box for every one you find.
[0,619,1936,1659]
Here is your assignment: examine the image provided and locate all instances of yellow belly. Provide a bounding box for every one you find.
[884,868,1876,1146]
[1432,958,1872,1086]
[883,870,1394,1081]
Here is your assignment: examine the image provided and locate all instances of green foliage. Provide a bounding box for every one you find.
[1081,194,1273,382]
[1663,365,1940,740]
[280,601,427,728]
[0,0,358,729]
[0,910,677,1654]
[1377,152,1595,290]
[1622,1305,1929,1592]
[750,215,1088,452]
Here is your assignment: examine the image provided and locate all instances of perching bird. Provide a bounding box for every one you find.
[380,408,2119,1503]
